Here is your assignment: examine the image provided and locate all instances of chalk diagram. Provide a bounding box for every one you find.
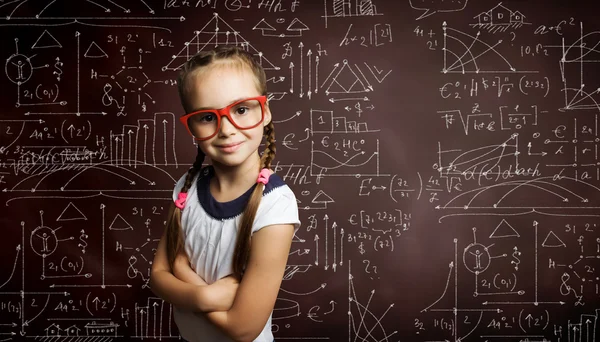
[0,0,157,19]
[323,0,383,28]
[348,261,396,341]
[5,113,178,194]
[543,115,600,183]
[133,297,177,339]
[419,223,573,341]
[436,133,520,185]
[549,220,600,307]
[252,18,310,38]
[442,22,536,74]
[4,37,61,109]
[469,3,530,33]
[92,35,160,116]
[320,59,372,98]
[434,133,600,221]
[310,138,381,178]
[409,0,468,21]
[163,12,279,72]
[564,309,600,342]
[558,23,600,112]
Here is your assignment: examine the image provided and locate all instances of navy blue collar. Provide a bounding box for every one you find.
[196,165,285,220]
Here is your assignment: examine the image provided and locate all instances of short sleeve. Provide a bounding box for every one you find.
[252,186,301,233]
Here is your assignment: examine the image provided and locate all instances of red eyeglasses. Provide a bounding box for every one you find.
[179,95,267,141]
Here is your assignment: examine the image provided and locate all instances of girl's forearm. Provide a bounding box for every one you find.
[172,259,236,312]
[174,262,207,286]
[149,270,211,312]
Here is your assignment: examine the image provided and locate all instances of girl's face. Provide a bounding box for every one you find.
[185,63,271,168]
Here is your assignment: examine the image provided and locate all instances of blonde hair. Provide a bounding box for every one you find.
[166,46,276,279]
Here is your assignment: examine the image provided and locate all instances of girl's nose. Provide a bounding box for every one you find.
[218,116,237,136]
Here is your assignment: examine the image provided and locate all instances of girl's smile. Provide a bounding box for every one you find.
[216,140,244,153]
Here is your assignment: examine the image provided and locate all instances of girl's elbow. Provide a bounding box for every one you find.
[148,271,161,297]
[232,331,260,342]
[229,319,267,342]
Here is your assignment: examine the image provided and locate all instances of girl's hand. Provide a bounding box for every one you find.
[205,275,240,312]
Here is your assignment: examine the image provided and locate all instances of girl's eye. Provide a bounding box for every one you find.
[192,112,216,123]
[235,107,249,115]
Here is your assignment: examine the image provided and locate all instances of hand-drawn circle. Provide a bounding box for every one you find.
[462,243,491,274]
[5,54,33,84]
[30,226,58,256]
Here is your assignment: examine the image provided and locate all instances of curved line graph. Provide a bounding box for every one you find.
[9,159,177,191]
[446,142,516,172]
[312,150,376,169]
[421,262,453,312]
[560,25,600,111]
[445,32,482,72]
[348,265,396,342]
[442,22,535,73]
[442,175,600,209]
[0,0,157,19]
[440,135,518,175]
[562,31,600,62]
[0,245,20,289]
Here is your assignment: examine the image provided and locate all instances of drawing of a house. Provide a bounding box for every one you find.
[64,324,81,336]
[45,323,62,336]
[473,3,526,26]
[489,3,511,24]
[511,10,525,23]
[474,11,492,24]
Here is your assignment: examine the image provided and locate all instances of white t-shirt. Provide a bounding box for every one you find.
[171,165,300,342]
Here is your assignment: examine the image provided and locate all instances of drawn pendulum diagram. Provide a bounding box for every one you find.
[441,21,536,74]
[5,38,47,108]
[30,210,61,261]
[162,12,279,72]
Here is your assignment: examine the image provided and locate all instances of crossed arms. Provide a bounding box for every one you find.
[149,223,294,342]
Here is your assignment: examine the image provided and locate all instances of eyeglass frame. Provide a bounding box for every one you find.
[179,95,268,141]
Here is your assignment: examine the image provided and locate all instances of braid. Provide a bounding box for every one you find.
[165,147,205,269]
[261,121,276,169]
[232,122,277,278]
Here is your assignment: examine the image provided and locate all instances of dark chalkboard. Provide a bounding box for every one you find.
[1,0,599,341]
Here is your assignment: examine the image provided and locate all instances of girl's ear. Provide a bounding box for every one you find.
[263,102,272,126]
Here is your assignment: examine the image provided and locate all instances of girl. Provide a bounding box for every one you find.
[149,46,300,342]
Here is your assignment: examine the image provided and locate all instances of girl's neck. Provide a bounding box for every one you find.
[209,153,262,202]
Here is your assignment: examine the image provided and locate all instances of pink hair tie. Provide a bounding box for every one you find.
[257,168,273,185]
[174,192,188,209]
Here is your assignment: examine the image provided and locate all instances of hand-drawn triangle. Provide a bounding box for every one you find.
[325,60,369,94]
[541,231,566,248]
[57,202,87,221]
[32,30,62,49]
[287,18,309,32]
[163,13,279,71]
[312,190,334,204]
[109,213,133,230]
[253,18,276,32]
[489,219,520,238]
[84,41,108,58]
